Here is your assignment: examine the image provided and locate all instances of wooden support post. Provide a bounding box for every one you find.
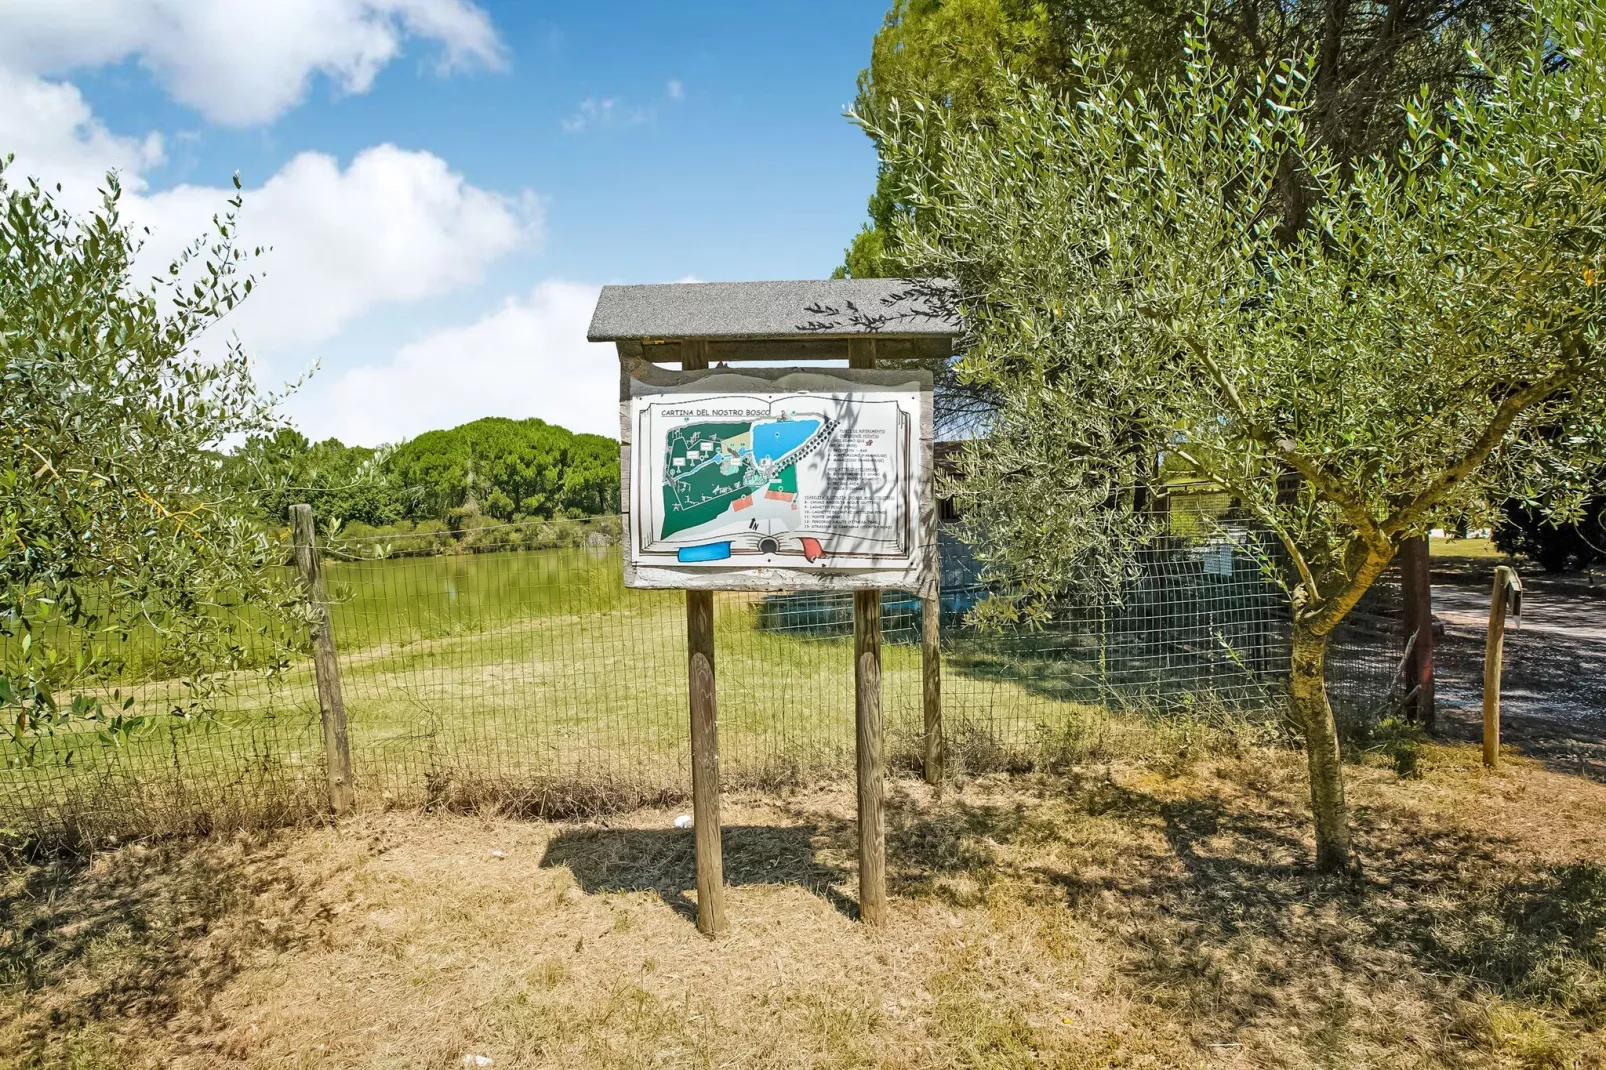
[290,504,354,814]
[677,338,726,935]
[922,592,943,785]
[854,589,887,925]
[685,589,727,935]
[1483,565,1514,770]
[1401,535,1435,726]
[846,336,887,924]
[919,354,942,786]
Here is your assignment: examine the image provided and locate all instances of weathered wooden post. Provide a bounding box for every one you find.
[680,339,728,935]
[290,503,354,814]
[1401,534,1435,726]
[920,345,944,788]
[591,279,954,931]
[685,586,726,934]
[847,339,888,923]
[1483,565,1520,770]
[854,588,887,924]
[921,589,943,786]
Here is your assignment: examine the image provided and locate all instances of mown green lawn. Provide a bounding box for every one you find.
[1,547,1100,840]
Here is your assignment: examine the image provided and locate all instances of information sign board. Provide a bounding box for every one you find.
[621,363,933,591]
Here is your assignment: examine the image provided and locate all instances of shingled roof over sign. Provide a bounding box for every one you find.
[586,279,960,342]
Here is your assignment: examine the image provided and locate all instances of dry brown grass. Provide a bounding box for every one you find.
[5,739,1606,1069]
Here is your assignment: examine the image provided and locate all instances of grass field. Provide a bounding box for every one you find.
[1,546,1132,841]
[1429,536,1514,570]
[5,735,1606,1068]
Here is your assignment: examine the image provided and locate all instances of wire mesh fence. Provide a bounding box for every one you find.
[0,609,327,840]
[1325,571,1410,724]
[0,514,1406,841]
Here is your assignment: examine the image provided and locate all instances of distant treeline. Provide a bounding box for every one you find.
[226,417,619,532]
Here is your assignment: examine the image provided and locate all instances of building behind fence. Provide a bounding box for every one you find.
[0,514,1404,841]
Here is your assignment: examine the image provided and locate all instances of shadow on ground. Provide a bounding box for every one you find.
[9,762,1606,1067]
[784,771,1606,1063]
[0,835,320,1058]
[541,823,857,920]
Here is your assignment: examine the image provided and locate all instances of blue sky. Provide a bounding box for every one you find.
[0,0,888,443]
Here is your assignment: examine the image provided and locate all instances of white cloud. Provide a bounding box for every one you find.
[0,68,165,204]
[301,281,617,445]
[136,145,540,352]
[0,0,504,126]
[4,88,537,360]
[0,0,549,441]
[667,78,685,101]
[561,97,648,134]
[0,9,532,359]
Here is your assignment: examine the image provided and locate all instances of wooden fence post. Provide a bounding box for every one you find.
[290,504,354,814]
[921,393,942,787]
[1483,564,1515,770]
[1401,535,1436,726]
[922,591,943,786]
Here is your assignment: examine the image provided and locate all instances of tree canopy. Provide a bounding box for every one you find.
[839,0,1059,279]
[226,417,620,530]
[2,158,622,747]
[1497,489,1606,573]
[387,417,617,523]
[1,163,299,745]
[226,428,404,528]
[843,0,1533,277]
[864,0,1606,868]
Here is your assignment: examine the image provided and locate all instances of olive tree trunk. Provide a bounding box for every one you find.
[1290,625,1352,872]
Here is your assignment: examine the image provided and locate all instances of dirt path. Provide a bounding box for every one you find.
[1431,565,1606,778]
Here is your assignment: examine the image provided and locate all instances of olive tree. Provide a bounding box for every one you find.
[863,0,1606,870]
[1,162,303,752]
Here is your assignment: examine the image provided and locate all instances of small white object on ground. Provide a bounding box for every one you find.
[673,814,693,829]
[488,849,505,858]
[462,1056,492,1067]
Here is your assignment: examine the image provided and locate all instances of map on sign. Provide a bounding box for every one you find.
[630,391,920,571]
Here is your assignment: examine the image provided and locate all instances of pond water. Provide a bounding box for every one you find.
[751,418,822,464]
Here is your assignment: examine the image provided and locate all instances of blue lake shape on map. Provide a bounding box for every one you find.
[752,419,822,463]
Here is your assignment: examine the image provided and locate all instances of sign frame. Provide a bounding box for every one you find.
[620,358,936,594]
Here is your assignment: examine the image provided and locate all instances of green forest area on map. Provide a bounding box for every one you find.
[660,417,817,539]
